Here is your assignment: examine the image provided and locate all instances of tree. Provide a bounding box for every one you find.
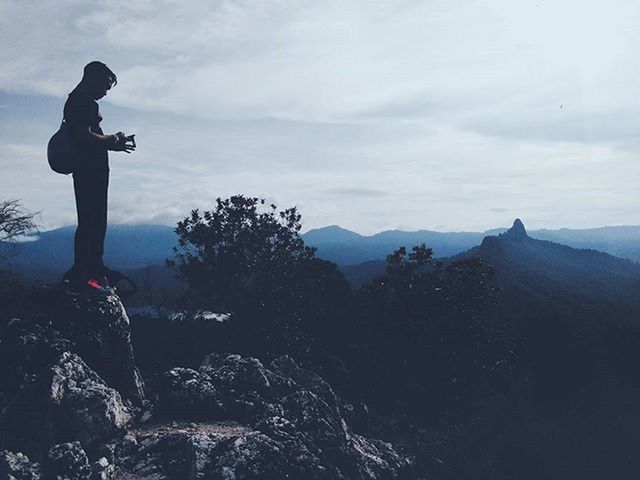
[168,195,350,354]
[0,199,38,263]
[0,200,38,320]
[353,244,513,416]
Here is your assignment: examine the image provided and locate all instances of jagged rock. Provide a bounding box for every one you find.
[2,293,410,479]
[165,352,410,479]
[43,442,91,480]
[193,430,292,479]
[254,416,340,479]
[158,367,222,419]
[115,422,334,480]
[347,434,411,480]
[114,422,248,479]
[0,318,72,399]
[339,400,373,436]
[121,433,137,451]
[0,450,41,480]
[270,355,341,413]
[280,389,348,449]
[116,417,410,480]
[90,456,115,480]
[200,353,294,399]
[199,353,296,421]
[0,352,130,459]
[50,293,145,405]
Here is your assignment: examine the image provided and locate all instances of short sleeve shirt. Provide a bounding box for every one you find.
[63,88,109,173]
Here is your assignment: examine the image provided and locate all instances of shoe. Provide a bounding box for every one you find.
[100,267,138,299]
[64,278,114,296]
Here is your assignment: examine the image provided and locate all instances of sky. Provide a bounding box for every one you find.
[1,0,639,235]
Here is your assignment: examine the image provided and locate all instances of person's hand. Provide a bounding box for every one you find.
[111,132,136,153]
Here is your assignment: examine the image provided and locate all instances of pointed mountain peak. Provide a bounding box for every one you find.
[302,225,363,243]
[503,218,528,240]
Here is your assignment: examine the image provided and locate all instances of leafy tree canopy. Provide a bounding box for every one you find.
[168,195,350,353]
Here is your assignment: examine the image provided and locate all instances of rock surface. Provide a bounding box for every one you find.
[158,367,222,419]
[0,289,145,407]
[147,351,411,479]
[0,450,41,480]
[1,293,410,479]
[50,292,146,405]
[43,442,92,480]
[0,352,131,459]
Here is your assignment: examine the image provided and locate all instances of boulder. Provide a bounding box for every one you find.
[198,353,295,422]
[158,352,410,479]
[254,415,340,479]
[1,290,410,479]
[280,389,348,449]
[0,318,72,399]
[200,353,294,400]
[158,367,222,419]
[0,450,41,480]
[50,293,145,405]
[0,352,130,459]
[91,455,116,480]
[115,422,332,480]
[347,434,410,480]
[114,422,249,479]
[270,355,341,413]
[43,442,91,480]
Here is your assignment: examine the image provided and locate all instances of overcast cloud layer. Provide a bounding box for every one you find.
[1,0,639,234]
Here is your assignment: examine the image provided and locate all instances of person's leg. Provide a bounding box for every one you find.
[67,171,112,294]
[91,171,109,279]
[72,171,94,282]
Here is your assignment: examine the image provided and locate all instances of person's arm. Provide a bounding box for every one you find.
[69,125,135,152]
[69,124,119,149]
[65,93,134,152]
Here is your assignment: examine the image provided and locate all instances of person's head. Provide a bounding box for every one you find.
[81,61,117,100]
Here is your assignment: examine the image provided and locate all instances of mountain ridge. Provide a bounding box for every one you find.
[3,221,640,278]
[453,219,640,304]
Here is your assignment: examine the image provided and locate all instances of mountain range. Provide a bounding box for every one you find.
[3,221,640,283]
[1,224,178,280]
[304,223,640,265]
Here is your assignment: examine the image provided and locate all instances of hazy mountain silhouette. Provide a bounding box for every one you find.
[454,219,640,304]
[303,227,503,265]
[2,224,177,277]
[302,224,365,243]
[531,225,640,261]
[5,221,640,286]
[303,223,640,265]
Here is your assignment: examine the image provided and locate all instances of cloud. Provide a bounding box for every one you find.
[1,0,638,136]
[2,1,640,234]
[324,187,388,198]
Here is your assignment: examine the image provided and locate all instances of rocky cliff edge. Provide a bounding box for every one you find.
[0,289,411,480]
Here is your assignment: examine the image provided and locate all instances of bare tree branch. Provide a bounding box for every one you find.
[0,199,39,242]
[0,199,39,262]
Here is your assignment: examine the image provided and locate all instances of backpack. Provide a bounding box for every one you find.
[47,120,80,175]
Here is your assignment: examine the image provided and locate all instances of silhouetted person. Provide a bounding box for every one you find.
[62,61,135,294]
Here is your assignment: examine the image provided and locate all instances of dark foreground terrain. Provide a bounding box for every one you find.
[4,217,640,479]
[0,288,412,480]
